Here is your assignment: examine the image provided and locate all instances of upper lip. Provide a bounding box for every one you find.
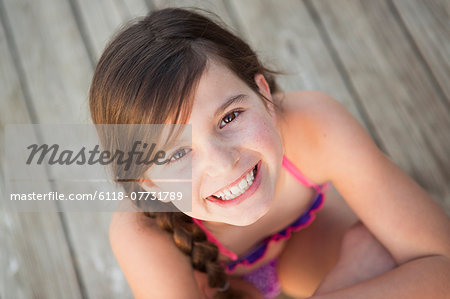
[207,162,257,197]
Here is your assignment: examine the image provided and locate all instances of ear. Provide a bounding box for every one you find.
[254,73,277,117]
[254,73,272,100]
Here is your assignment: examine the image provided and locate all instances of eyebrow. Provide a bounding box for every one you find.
[214,94,248,118]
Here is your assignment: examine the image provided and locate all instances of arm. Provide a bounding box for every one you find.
[298,91,450,296]
[311,255,450,298]
[109,210,204,299]
[109,208,263,299]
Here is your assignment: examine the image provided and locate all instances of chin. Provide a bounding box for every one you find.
[226,202,271,226]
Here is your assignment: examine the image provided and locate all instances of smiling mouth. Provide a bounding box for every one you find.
[209,163,258,201]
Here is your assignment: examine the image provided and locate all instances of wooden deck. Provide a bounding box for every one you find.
[1,0,448,298]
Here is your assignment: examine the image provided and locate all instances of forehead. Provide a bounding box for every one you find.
[189,60,249,116]
[196,60,248,99]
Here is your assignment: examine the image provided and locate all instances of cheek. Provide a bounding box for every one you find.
[185,179,207,216]
[247,114,282,154]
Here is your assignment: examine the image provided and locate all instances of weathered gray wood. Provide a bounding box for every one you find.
[392,0,450,103]
[2,0,92,124]
[74,0,150,61]
[228,0,366,129]
[3,0,449,297]
[311,0,450,212]
[152,0,239,34]
[67,1,156,297]
[0,16,82,298]
[2,0,133,297]
[113,0,150,20]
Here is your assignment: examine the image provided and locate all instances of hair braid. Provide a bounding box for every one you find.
[143,211,243,298]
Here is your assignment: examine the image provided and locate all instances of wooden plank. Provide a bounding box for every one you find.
[152,0,239,34]
[67,1,157,298]
[113,0,150,19]
[0,15,82,298]
[2,0,133,297]
[2,0,92,124]
[392,0,450,103]
[311,0,450,212]
[228,0,366,128]
[73,0,150,61]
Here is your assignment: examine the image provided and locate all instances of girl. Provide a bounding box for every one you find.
[89,8,450,299]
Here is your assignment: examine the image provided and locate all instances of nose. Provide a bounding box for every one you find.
[196,137,239,177]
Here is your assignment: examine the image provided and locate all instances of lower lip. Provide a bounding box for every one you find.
[206,161,262,207]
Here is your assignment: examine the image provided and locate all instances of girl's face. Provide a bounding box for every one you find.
[146,61,284,226]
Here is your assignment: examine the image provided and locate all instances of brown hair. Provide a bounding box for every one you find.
[89,7,281,298]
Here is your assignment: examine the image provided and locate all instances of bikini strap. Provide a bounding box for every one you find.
[192,218,238,261]
[192,155,329,262]
[282,155,329,193]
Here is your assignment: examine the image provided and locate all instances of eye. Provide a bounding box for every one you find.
[169,148,191,163]
[219,110,242,129]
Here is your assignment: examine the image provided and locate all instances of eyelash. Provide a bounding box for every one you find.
[168,110,243,163]
[168,148,191,164]
[219,110,243,129]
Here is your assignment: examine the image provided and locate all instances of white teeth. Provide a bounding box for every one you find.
[246,172,252,183]
[212,165,257,201]
[238,179,248,190]
[230,185,240,195]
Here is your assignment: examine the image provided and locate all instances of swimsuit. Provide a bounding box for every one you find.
[193,155,330,298]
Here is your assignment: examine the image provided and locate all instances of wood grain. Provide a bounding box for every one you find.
[152,0,238,34]
[2,0,449,297]
[392,0,450,103]
[1,0,133,297]
[311,0,450,211]
[229,0,363,123]
[0,14,82,298]
[74,0,150,61]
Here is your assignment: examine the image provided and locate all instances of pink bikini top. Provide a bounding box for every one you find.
[192,155,330,273]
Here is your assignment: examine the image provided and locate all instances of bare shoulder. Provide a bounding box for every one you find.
[277,90,338,111]
[277,90,348,185]
[109,202,201,298]
[276,91,361,296]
